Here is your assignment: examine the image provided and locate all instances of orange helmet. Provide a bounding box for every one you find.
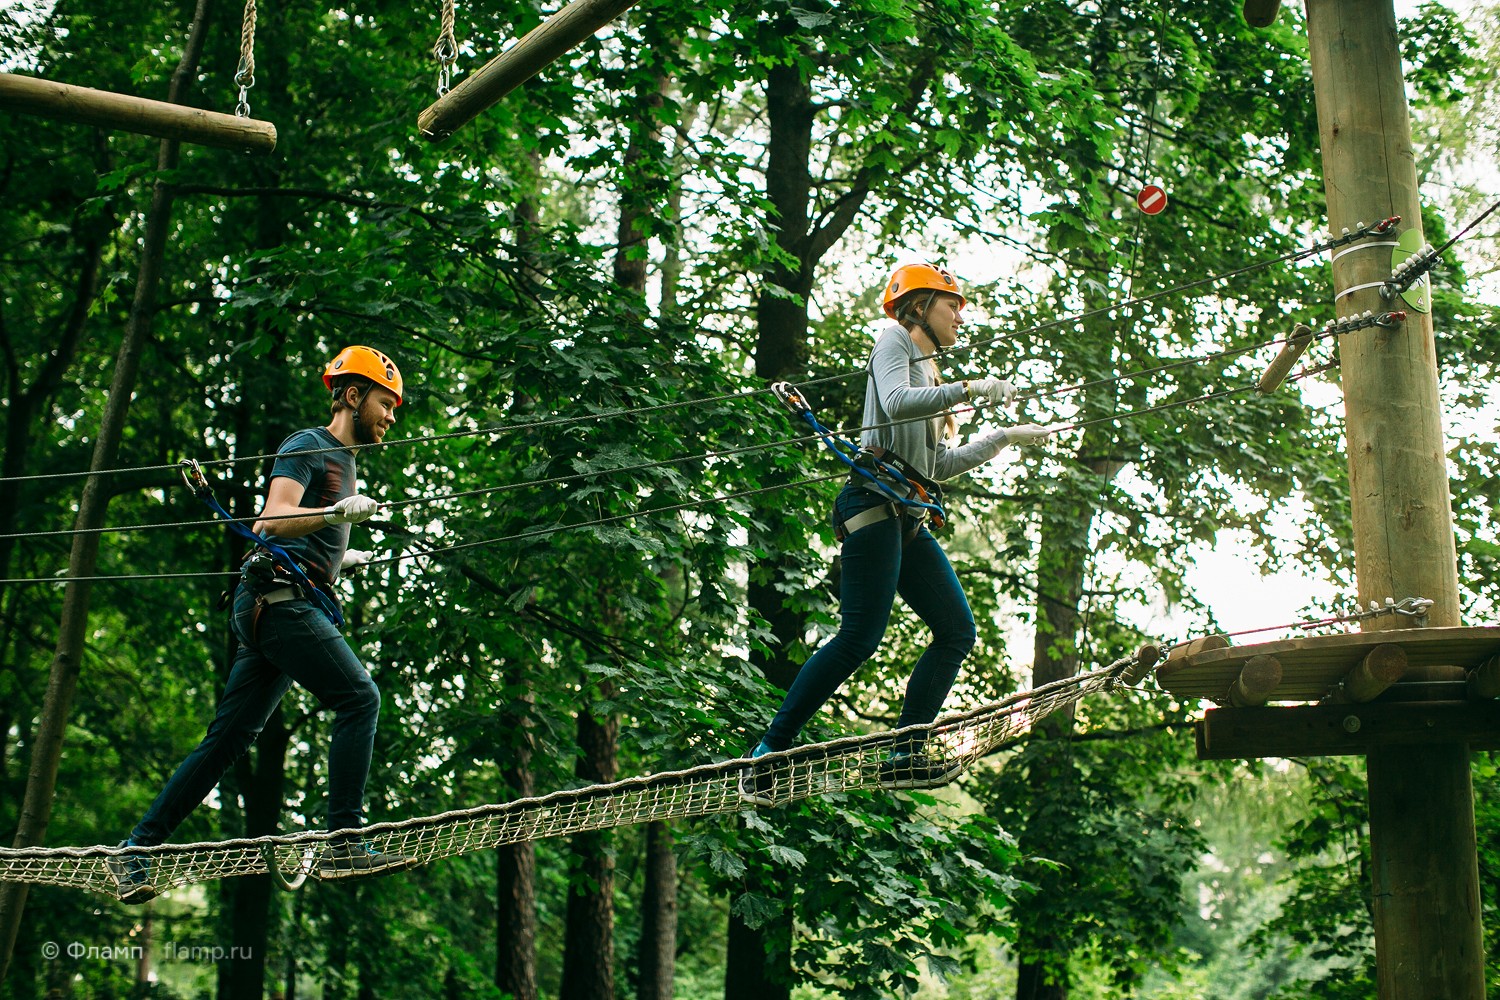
[881,263,966,320]
[323,345,403,405]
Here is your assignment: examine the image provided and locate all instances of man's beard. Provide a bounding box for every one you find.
[352,404,381,445]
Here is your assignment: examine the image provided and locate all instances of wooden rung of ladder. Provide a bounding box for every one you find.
[0,73,277,154]
[417,0,641,141]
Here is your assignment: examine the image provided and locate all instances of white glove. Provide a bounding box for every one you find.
[340,548,372,572]
[1005,423,1055,445]
[324,494,381,525]
[968,378,1016,406]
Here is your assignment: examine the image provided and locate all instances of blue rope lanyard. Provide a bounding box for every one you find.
[179,459,345,627]
[770,381,947,525]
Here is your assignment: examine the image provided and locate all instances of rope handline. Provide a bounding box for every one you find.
[357,472,848,569]
[6,214,1441,490]
[0,407,957,542]
[2,304,1387,551]
[0,303,1397,577]
[0,473,847,586]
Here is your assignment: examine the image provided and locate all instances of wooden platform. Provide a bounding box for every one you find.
[1155,627,1500,704]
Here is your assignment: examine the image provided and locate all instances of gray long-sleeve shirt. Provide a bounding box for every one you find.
[859,324,1009,484]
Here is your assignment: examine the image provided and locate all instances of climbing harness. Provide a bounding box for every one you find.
[178,459,344,627]
[770,381,947,539]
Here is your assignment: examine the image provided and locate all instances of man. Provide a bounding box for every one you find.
[111,345,414,902]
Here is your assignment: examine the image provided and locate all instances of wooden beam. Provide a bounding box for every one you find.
[1227,653,1282,707]
[1242,0,1284,28]
[418,0,641,141]
[1467,654,1500,698]
[1336,643,1409,703]
[0,73,276,154]
[1196,701,1500,760]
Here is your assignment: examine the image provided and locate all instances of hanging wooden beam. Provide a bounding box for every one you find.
[0,73,276,154]
[1242,0,1284,28]
[418,0,641,141]
[1256,323,1315,394]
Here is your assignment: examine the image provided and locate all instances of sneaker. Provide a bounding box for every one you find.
[107,841,157,905]
[876,752,961,790]
[737,745,777,807]
[316,841,419,881]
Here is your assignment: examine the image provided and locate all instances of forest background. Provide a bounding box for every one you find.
[2,0,1499,998]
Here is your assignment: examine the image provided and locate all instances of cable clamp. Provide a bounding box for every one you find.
[1337,596,1434,626]
[1319,215,1402,252]
[770,381,812,417]
[1326,310,1405,336]
[1380,241,1440,300]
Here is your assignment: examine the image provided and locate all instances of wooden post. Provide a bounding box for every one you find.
[1305,1,1482,996]
[0,73,277,154]
[418,0,641,141]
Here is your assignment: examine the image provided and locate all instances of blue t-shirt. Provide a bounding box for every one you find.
[261,427,356,586]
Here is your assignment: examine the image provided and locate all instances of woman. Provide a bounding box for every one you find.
[740,263,1052,806]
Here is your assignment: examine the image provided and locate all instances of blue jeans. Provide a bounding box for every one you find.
[761,484,977,751]
[131,580,380,845]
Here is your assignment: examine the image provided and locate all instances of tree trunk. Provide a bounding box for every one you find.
[496,696,538,1000]
[725,907,792,1000]
[0,0,211,977]
[635,821,678,1000]
[219,705,289,1000]
[559,699,620,1000]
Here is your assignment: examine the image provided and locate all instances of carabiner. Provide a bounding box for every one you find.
[770,381,812,417]
[179,458,212,498]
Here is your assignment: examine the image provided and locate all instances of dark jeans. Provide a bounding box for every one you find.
[761,484,977,751]
[131,580,380,845]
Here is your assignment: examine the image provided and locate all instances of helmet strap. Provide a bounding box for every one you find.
[903,291,943,355]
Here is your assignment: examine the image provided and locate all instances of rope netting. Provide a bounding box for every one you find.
[0,664,1124,902]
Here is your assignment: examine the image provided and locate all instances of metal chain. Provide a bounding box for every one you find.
[433,0,458,97]
[234,0,258,118]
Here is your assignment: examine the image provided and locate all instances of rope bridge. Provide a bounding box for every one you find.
[0,664,1130,901]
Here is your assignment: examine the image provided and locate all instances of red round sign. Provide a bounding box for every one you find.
[1136,184,1168,215]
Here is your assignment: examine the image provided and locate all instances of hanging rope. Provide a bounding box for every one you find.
[432,0,458,97]
[233,0,257,118]
[0,663,1134,901]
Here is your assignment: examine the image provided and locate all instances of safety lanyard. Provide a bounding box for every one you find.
[179,459,345,627]
[770,381,947,524]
